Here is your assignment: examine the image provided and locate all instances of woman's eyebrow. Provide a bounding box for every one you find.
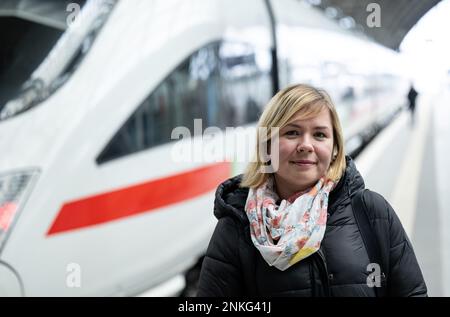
[285,123,301,129]
[285,123,330,131]
[314,126,331,131]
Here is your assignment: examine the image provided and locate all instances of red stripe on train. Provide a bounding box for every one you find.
[47,162,231,236]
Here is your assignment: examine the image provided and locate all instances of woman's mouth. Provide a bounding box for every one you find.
[290,160,317,167]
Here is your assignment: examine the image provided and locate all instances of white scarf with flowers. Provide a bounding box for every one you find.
[245,176,336,271]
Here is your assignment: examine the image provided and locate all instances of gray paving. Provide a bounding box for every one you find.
[432,87,450,296]
[364,119,412,202]
[412,105,443,296]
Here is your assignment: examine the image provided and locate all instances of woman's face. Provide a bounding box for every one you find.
[273,107,334,199]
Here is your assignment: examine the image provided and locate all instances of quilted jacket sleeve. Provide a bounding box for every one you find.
[197,217,244,296]
[382,196,428,297]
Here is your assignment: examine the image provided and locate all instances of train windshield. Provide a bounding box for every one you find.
[0,0,117,121]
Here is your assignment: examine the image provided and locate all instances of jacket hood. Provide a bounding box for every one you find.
[214,155,365,224]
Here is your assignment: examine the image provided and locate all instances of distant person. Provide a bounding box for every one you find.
[197,84,427,297]
[407,84,418,126]
[245,98,261,123]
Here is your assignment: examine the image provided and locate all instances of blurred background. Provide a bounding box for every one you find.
[0,0,449,296]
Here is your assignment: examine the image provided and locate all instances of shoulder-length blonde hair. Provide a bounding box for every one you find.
[241,83,346,189]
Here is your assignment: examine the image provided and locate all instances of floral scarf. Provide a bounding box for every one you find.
[245,176,336,271]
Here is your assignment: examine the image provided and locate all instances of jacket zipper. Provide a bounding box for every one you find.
[316,248,331,297]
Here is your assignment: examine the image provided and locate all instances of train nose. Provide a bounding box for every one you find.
[0,262,23,296]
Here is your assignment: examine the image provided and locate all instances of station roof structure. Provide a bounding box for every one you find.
[313,0,441,50]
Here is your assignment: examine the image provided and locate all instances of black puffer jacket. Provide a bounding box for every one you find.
[198,156,427,297]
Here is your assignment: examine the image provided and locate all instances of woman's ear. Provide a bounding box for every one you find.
[332,148,338,162]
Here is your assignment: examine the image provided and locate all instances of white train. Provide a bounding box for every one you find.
[0,0,408,296]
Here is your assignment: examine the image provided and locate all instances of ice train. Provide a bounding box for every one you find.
[0,0,408,296]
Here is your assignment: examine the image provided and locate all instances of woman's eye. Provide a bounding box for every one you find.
[315,132,327,139]
[285,130,299,136]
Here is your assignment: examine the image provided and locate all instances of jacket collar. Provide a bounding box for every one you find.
[328,156,365,215]
[214,174,249,223]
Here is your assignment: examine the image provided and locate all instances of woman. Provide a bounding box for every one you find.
[197,84,427,297]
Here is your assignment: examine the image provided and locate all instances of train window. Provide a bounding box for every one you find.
[97,41,272,164]
[0,0,116,121]
[0,17,62,116]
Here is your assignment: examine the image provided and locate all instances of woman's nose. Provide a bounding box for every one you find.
[296,136,314,152]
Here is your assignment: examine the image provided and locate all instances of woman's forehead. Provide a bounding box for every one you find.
[287,107,332,126]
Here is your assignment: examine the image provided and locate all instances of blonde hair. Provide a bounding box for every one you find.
[241,83,346,189]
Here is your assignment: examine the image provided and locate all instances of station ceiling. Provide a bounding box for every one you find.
[315,0,442,50]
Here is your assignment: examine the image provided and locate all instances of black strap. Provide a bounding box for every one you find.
[351,189,387,296]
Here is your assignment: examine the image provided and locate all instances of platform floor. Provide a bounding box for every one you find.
[355,85,450,296]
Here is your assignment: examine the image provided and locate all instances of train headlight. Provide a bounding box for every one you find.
[0,169,39,251]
